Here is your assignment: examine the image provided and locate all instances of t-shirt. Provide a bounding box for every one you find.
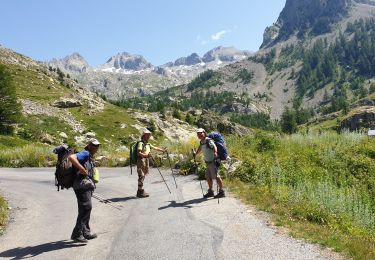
[137,142,155,156]
[200,138,216,163]
[76,150,94,177]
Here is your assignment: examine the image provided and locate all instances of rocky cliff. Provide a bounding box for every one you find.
[261,0,353,48]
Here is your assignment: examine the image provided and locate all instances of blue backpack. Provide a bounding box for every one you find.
[208,132,228,160]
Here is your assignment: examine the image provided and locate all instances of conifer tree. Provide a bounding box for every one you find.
[0,64,21,134]
[281,107,297,134]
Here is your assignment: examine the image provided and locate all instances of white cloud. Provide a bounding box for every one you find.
[211,29,231,40]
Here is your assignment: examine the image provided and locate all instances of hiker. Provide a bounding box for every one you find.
[136,129,167,198]
[69,138,100,243]
[195,128,225,198]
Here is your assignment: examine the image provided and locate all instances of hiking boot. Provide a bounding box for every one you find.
[72,234,88,243]
[214,189,226,198]
[203,189,214,198]
[136,189,149,198]
[84,233,98,240]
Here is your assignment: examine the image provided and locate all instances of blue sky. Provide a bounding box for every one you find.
[1,0,286,66]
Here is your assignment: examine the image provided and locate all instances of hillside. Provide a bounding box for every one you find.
[146,0,375,129]
[0,46,210,166]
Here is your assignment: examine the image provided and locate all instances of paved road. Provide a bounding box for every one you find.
[0,168,341,260]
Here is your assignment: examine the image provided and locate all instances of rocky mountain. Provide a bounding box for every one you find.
[46,46,251,100]
[143,0,375,128]
[260,0,372,48]
[164,46,251,67]
[99,52,153,72]
[46,52,90,74]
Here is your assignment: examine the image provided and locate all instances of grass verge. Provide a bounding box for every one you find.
[0,195,8,235]
[227,179,375,259]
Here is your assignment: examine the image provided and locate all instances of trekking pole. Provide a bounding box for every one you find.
[216,159,220,204]
[217,180,220,204]
[166,151,178,189]
[130,161,133,175]
[92,193,122,210]
[150,155,171,194]
[192,149,204,198]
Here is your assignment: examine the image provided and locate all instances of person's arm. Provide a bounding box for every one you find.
[153,146,166,153]
[69,154,87,175]
[209,139,218,158]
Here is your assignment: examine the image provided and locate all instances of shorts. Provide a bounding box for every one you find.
[205,162,220,179]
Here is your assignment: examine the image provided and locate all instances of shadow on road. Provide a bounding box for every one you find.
[0,240,86,259]
[158,198,207,210]
[108,196,137,203]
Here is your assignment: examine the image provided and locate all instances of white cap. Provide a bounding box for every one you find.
[142,128,152,135]
[85,138,100,148]
[196,128,206,133]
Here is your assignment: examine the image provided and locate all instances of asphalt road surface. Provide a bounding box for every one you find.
[0,168,341,260]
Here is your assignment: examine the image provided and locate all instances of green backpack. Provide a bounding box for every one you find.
[129,141,145,165]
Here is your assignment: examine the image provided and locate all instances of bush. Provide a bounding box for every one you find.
[255,132,280,153]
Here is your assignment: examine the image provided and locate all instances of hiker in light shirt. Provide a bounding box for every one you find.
[195,128,225,198]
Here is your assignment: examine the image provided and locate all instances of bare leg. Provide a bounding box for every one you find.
[216,176,224,190]
[206,177,213,190]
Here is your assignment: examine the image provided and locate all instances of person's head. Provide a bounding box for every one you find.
[141,128,152,141]
[196,128,206,140]
[85,138,100,155]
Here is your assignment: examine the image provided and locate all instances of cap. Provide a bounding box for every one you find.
[88,138,101,146]
[196,128,206,133]
[142,128,152,135]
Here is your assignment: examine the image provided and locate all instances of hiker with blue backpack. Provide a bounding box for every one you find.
[68,138,100,243]
[194,128,226,199]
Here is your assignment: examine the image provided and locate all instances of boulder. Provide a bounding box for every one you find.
[52,98,82,108]
[59,132,68,139]
[40,133,55,144]
[339,106,375,131]
[85,132,96,138]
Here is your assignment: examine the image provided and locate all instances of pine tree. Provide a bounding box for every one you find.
[281,107,297,134]
[0,64,21,134]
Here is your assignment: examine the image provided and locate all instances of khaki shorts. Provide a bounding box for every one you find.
[205,162,220,179]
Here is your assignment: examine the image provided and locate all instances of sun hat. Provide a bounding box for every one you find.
[196,128,206,133]
[84,138,101,150]
[142,128,152,135]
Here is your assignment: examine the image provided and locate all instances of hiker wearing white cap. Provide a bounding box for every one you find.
[68,138,100,243]
[195,128,225,198]
[136,129,166,198]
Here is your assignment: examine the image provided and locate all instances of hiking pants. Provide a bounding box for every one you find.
[137,158,149,190]
[72,189,92,237]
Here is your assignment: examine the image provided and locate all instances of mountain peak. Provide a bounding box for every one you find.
[261,0,354,48]
[103,52,153,71]
[202,46,250,63]
[47,52,90,73]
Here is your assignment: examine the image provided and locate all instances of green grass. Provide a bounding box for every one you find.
[0,144,54,167]
[225,131,375,259]
[0,195,8,234]
[69,104,139,149]
[17,115,77,146]
[0,135,31,149]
